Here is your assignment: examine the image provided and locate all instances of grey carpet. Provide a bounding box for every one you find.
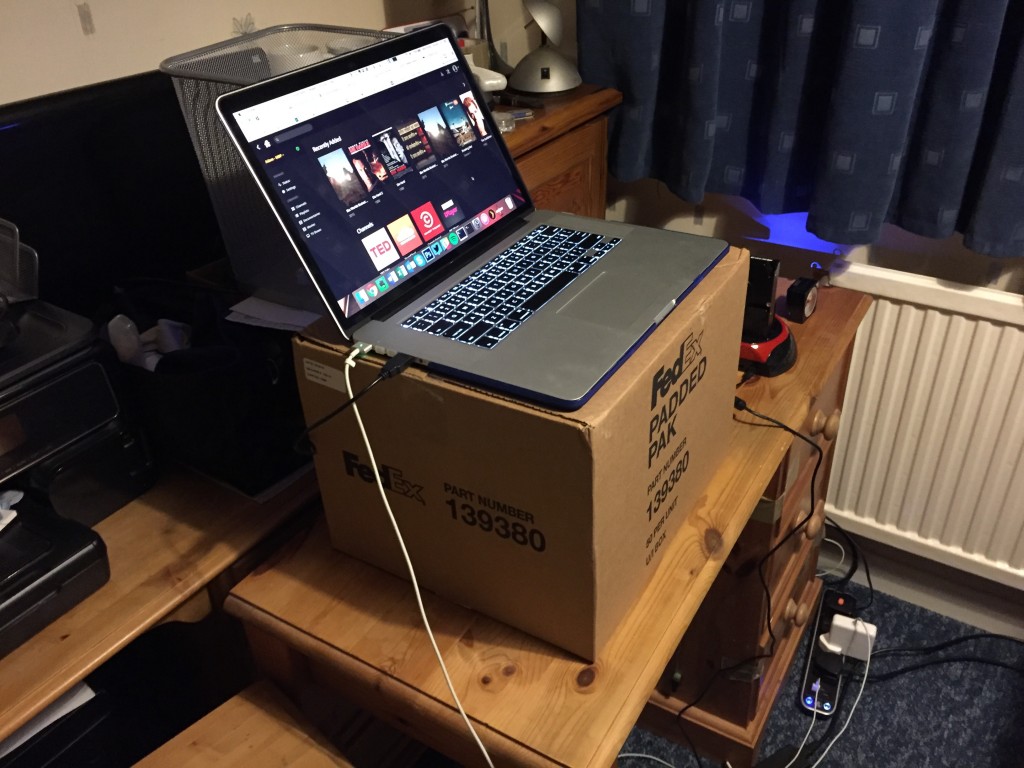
[620,580,1024,768]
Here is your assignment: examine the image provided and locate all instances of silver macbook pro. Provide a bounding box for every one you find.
[217,23,728,409]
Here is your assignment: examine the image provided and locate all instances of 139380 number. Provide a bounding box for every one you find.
[647,451,689,521]
[444,500,546,552]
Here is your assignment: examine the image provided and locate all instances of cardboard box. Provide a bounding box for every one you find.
[293,247,748,660]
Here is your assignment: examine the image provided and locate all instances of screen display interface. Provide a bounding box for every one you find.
[230,36,527,320]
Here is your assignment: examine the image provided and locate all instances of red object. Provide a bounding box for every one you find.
[739,318,797,376]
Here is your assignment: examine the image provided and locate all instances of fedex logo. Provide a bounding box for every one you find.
[361,228,399,270]
[344,450,424,503]
[648,331,706,467]
[650,331,706,410]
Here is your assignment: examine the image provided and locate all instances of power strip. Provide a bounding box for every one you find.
[798,589,857,716]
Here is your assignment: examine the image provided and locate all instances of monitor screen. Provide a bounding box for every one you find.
[0,72,224,317]
[222,31,529,324]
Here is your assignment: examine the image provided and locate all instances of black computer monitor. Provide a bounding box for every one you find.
[0,71,224,317]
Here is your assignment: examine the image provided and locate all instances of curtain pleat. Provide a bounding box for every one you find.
[577,0,1024,257]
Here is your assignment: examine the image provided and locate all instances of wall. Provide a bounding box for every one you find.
[0,0,568,105]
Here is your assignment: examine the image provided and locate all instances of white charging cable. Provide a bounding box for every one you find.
[816,537,847,579]
[342,349,496,768]
[616,753,680,767]
[784,679,820,768]
[808,618,874,767]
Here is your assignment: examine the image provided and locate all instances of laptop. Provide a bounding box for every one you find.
[217,23,728,410]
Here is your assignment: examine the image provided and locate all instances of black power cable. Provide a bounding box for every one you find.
[292,352,414,455]
[673,399,826,764]
[734,397,825,656]
[823,515,874,610]
[858,655,1024,683]
[853,632,1024,683]
[873,632,1024,658]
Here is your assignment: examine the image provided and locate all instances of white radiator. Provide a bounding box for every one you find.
[827,262,1024,591]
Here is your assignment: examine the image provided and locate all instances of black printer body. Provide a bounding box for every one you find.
[0,300,155,659]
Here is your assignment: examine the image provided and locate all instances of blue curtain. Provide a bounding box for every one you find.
[577,0,1024,257]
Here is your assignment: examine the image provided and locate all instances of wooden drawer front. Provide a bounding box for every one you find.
[765,535,819,647]
[659,534,819,726]
[514,117,608,218]
[738,448,828,606]
[759,342,848,507]
[764,442,831,589]
[644,577,823,768]
[804,333,852,439]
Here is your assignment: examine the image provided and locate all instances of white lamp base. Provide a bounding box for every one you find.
[508,45,582,94]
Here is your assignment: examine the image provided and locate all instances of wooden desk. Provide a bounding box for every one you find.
[139,676,430,767]
[501,85,622,219]
[0,465,319,744]
[226,286,871,766]
[136,680,348,768]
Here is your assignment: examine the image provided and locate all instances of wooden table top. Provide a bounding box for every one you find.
[499,85,623,160]
[0,465,319,743]
[226,284,871,767]
[136,680,347,768]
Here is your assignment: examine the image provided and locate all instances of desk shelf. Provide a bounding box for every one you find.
[0,465,320,744]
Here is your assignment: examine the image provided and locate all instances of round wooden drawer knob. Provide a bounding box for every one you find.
[784,598,798,621]
[807,499,827,537]
[823,410,842,441]
[808,410,827,436]
[794,602,811,627]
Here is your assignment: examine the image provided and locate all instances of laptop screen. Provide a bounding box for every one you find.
[221,27,530,325]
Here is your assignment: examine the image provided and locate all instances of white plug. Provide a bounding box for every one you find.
[818,615,876,661]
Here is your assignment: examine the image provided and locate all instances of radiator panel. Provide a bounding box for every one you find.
[828,263,1024,589]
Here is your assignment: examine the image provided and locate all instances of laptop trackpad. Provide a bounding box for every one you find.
[556,271,655,328]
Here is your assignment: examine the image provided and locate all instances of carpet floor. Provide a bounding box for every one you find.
[619,580,1024,768]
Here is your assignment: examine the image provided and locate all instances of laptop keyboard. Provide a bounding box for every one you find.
[401,225,621,349]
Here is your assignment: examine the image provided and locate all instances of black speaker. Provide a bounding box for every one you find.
[739,256,796,377]
[742,256,780,339]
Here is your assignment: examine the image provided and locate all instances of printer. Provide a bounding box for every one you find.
[0,295,155,659]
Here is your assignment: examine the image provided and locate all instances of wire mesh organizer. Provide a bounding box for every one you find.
[160,24,394,309]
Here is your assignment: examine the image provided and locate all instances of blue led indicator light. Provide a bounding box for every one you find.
[823,702,832,712]
[805,696,815,706]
